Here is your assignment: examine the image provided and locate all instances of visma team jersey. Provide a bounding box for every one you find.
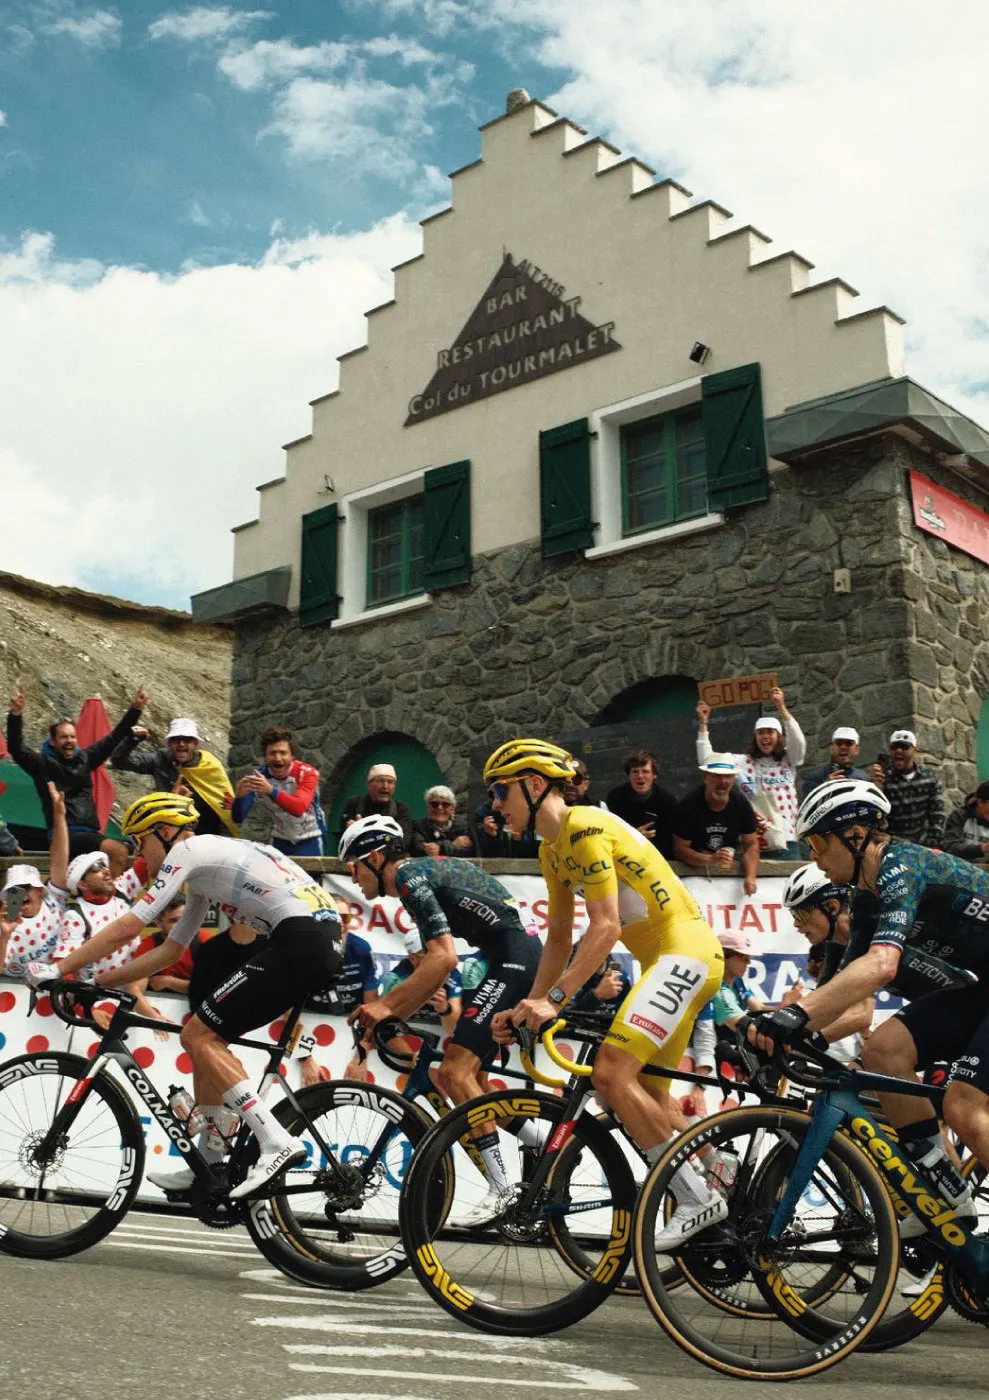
[393,858,531,962]
[541,808,702,936]
[133,834,340,948]
[842,841,989,978]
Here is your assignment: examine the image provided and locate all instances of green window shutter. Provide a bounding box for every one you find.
[701,362,769,510]
[539,417,593,557]
[299,502,340,627]
[423,460,471,590]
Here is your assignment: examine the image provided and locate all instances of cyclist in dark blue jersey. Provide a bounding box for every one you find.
[338,814,541,1225]
[752,779,989,1222]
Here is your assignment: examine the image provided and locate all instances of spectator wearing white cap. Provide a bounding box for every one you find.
[1,783,70,977]
[54,843,157,982]
[112,716,238,837]
[801,726,871,799]
[673,754,760,895]
[870,729,945,847]
[696,686,806,859]
[341,763,412,848]
[410,785,475,857]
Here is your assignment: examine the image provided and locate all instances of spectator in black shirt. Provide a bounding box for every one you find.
[341,763,412,847]
[673,753,760,894]
[410,785,475,857]
[472,796,539,858]
[564,759,602,808]
[605,749,677,858]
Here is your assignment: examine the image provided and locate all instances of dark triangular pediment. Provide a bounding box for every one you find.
[405,252,621,426]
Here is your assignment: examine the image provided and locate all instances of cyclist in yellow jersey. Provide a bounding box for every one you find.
[486,739,728,1248]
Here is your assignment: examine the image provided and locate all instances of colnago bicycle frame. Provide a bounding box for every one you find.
[767,1061,989,1283]
[31,989,351,1198]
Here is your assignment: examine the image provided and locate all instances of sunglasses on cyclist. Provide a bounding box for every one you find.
[489,781,518,803]
[806,834,829,855]
[790,905,816,927]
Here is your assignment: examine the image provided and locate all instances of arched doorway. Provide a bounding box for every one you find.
[327,733,446,841]
[595,675,699,724]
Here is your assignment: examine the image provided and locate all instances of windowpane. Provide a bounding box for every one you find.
[367,495,425,607]
[621,404,708,536]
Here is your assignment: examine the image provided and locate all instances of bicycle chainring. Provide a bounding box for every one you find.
[189,1180,246,1229]
[944,1263,989,1325]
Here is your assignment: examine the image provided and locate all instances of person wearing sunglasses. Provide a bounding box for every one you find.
[870,729,945,848]
[485,737,727,1251]
[749,778,989,1227]
[410,785,475,857]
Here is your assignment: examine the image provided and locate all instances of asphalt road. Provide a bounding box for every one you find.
[3,1215,989,1400]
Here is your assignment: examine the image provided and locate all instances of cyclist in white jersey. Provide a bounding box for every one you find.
[26,791,343,1198]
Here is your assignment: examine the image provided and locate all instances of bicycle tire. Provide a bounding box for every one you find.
[242,1079,447,1290]
[635,1105,898,1380]
[0,1052,144,1259]
[400,1088,637,1335]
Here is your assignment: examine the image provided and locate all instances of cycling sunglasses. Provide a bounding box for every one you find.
[489,781,516,803]
[806,834,829,855]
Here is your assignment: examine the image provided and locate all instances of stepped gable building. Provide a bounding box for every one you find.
[195,95,989,831]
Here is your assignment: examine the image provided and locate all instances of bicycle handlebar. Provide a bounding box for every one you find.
[367,1016,441,1075]
[31,979,137,1033]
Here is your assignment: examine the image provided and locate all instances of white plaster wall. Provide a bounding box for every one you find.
[232,101,905,599]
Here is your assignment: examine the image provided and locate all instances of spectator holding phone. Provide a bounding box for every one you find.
[870,729,945,847]
[1,783,70,977]
[943,782,989,863]
[801,727,870,799]
[605,749,678,858]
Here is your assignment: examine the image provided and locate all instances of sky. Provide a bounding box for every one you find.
[1,1,988,608]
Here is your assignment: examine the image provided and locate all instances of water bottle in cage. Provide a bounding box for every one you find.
[206,1107,241,1153]
[710,1149,740,1193]
[167,1085,208,1137]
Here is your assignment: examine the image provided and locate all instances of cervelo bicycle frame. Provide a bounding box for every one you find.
[32,981,350,1197]
[767,1048,989,1284]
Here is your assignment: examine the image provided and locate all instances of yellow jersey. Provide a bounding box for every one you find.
[540,806,704,963]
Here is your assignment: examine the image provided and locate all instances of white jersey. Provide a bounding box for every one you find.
[132,834,337,948]
[4,884,69,978]
[55,895,145,980]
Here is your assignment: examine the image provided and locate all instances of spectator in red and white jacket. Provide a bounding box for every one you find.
[232,726,326,857]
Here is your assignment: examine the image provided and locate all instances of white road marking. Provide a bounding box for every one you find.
[100,1240,259,1257]
[242,1293,438,1315]
[284,1360,636,1391]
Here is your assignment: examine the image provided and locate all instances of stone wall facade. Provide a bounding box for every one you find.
[229,434,988,815]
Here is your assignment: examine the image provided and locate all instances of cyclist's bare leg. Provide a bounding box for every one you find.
[862,1017,937,1131]
[592,1043,678,1149]
[943,1081,989,1168]
[182,1015,254,1098]
[437,1043,485,1107]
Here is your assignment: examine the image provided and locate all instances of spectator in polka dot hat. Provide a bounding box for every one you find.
[2,783,71,979]
[696,686,806,859]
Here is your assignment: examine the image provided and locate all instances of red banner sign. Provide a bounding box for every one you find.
[910,470,989,567]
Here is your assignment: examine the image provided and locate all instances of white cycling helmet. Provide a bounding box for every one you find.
[338,814,405,864]
[783,864,847,910]
[795,780,890,841]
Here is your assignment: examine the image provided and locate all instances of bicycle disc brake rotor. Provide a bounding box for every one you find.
[323,1162,376,1213]
[496,1186,549,1244]
[20,1131,67,1177]
[945,1263,989,1325]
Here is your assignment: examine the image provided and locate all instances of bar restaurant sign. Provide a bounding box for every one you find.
[909,469,989,567]
[405,252,621,425]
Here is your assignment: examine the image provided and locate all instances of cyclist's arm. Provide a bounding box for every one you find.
[380,933,458,1021]
[819,996,874,1042]
[55,910,146,976]
[96,936,187,988]
[798,945,900,1031]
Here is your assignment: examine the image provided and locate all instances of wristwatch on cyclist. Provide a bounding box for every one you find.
[547,985,568,1007]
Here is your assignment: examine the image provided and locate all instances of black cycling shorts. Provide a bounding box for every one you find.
[895,979,989,1092]
[195,917,343,1041]
[451,934,541,1058]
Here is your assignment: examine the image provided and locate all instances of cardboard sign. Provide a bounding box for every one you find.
[699,672,777,708]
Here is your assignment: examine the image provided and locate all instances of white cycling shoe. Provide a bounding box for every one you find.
[452,1189,504,1230]
[229,1138,307,1200]
[147,1163,195,1193]
[901,1264,939,1298]
[653,1192,728,1253]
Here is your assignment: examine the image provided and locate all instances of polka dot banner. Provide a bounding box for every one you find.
[268,1019,285,1041]
[25,1034,49,1053]
[312,1023,335,1047]
[35,995,53,1017]
[175,1051,193,1075]
[0,991,15,1014]
[133,1046,155,1069]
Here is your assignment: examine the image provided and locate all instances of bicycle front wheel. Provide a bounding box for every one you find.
[635,1106,898,1380]
[0,1052,144,1258]
[400,1089,637,1335]
[243,1079,446,1290]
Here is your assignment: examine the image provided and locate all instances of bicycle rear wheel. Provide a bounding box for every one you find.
[243,1080,446,1290]
[400,1089,637,1335]
[0,1052,144,1258]
[635,1106,898,1380]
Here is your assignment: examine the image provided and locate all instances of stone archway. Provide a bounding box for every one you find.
[325,731,447,841]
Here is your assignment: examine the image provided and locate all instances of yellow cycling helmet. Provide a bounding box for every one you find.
[483,738,576,785]
[121,791,200,838]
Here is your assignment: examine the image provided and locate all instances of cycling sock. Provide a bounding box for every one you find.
[475,1130,510,1193]
[899,1117,972,1209]
[645,1139,711,1208]
[516,1119,551,1150]
[223,1079,291,1154]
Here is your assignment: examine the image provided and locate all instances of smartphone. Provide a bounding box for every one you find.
[875,752,891,776]
[4,886,25,922]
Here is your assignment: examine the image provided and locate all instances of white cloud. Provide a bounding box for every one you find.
[0,215,421,605]
[0,111,6,127]
[147,6,269,44]
[46,8,122,47]
[217,38,349,92]
[362,34,443,65]
[470,0,989,427]
[347,0,471,39]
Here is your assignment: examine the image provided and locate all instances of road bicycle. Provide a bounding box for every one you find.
[0,979,432,1290]
[633,1035,989,1380]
